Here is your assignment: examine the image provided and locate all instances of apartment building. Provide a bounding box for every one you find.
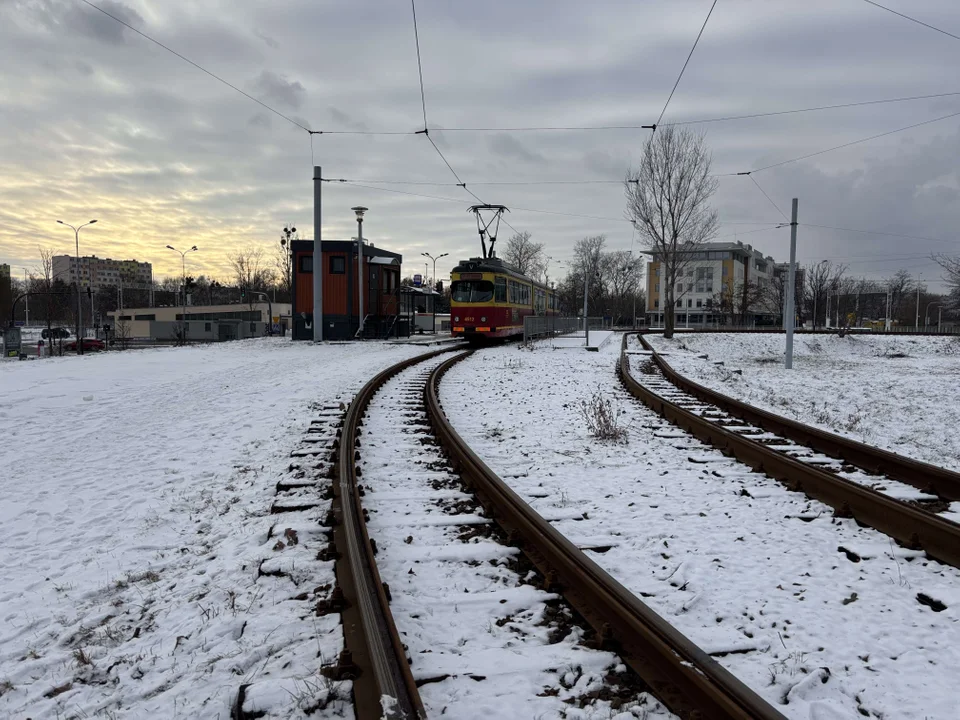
[645,241,778,327]
[52,255,152,290]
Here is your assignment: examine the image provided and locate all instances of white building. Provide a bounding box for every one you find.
[52,255,152,290]
[645,241,778,327]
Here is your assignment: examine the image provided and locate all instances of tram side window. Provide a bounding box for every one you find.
[495,277,507,303]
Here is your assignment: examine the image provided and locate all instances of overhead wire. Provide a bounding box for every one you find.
[748,175,789,221]
[77,0,312,134]
[654,0,718,129]
[861,0,960,43]
[748,109,960,173]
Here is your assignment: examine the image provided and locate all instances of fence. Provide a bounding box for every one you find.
[523,316,614,343]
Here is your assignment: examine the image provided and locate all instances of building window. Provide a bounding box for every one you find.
[676,300,682,308]
[655,282,659,292]
[696,267,713,293]
[696,299,702,308]
[204,322,212,332]
[722,265,728,277]
[653,299,659,308]
[331,256,345,274]
[687,299,693,308]
[299,255,313,273]
[134,314,155,321]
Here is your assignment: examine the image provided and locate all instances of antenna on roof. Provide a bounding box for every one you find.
[468,205,509,259]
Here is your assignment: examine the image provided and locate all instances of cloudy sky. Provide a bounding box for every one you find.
[1,0,959,289]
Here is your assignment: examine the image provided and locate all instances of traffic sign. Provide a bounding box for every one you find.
[413,274,423,287]
[14,321,25,326]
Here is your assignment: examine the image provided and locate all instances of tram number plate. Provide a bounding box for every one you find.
[460,273,483,280]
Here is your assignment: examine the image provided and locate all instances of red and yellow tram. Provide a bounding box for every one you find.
[450,257,558,341]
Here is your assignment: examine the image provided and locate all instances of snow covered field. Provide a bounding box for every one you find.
[440,337,960,719]
[645,332,960,472]
[0,339,428,719]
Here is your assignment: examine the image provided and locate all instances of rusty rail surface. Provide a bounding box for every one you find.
[333,346,463,720]
[621,335,960,569]
[634,334,960,501]
[426,352,786,720]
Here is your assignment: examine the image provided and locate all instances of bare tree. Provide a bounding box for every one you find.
[885,269,913,322]
[625,127,719,338]
[501,231,545,278]
[804,261,846,329]
[229,247,276,310]
[933,255,960,312]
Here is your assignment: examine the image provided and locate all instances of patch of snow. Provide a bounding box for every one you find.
[440,336,960,719]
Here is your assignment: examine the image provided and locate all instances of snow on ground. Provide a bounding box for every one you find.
[440,337,960,720]
[644,332,960,472]
[359,352,671,719]
[0,339,429,719]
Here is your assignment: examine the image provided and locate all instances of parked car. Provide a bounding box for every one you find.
[65,338,106,352]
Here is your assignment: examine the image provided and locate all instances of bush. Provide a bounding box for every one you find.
[578,391,628,444]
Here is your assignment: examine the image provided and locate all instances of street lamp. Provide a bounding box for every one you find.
[166,245,198,344]
[925,301,943,331]
[57,219,97,355]
[351,207,368,337]
[280,225,297,304]
[422,251,449,335]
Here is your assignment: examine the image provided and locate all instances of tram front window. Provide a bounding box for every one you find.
[451,280,494,303]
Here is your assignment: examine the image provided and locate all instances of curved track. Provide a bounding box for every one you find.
[334,347,787,719]
[620,334,960,569]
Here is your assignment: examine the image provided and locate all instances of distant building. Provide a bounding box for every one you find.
[645,240,778,327]
[107,301,291,341]
[52,255,152,290]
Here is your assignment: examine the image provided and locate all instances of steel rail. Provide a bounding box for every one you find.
[635,333,960,500]
[426,352,786,720]
[334,346,463,720]
[621,335,960,569]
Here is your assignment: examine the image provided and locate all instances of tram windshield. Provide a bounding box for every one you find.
[451,280,494,303]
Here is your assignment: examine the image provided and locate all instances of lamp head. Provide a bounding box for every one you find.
[57,220,65,225]
[191,246,198,251]
[166,245,175,250]
[89,220,97,225]
[351,206,368,220]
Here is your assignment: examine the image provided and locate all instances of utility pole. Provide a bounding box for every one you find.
[784,199,798,369]
[583,265,590,348]
[166,245,198,344]
[23,268,29,326]
[313,165,323,342]
[352,207,368,338]
[885,290,891,331]
[915,273,922,329]
[825,294,831,330]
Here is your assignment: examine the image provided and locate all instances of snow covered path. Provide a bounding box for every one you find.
[646,332,960,472]
[358,351,671,719]
[0,339,428,719]
[441,338,960,720]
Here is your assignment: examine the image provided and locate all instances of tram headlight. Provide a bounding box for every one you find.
[454,316,459,322]
[480,316,486,322]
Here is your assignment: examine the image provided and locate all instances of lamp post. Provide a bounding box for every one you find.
[166,245,198,344]
[22,268,29,326]
[422,251,448,335]
[925,301,943,330]
[351,207,368,337]
[57,219,97,355]
[281,225,297,305]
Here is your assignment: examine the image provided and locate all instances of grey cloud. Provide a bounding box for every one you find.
[251,70,305,109]
[487,134,546,165]
[255,30,280,49]
[248,113,272,128]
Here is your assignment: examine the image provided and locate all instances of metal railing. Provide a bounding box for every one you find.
[523,315,580,343]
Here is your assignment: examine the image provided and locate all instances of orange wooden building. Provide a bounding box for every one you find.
[291,240,404,340]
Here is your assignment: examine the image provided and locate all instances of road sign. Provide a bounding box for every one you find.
[14,321,25,326]
[413,274,423,287]
[272,323,281,334]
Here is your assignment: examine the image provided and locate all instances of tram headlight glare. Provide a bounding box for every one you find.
[454,316,459,322]
[480,316,486,322]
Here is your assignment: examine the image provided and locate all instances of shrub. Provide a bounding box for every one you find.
[578,391,628,444]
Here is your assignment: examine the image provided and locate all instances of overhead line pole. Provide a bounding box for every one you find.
[314,165,323,342]
[784,199,798,369]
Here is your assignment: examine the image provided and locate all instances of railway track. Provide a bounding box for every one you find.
[332,347,786,719]
[620,334,960,569]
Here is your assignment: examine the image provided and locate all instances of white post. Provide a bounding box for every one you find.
[825,294,831,329]
[885,290,891,331]
[583,268,589,347]
[784,198,798,369]
[915,273,921,330]
[313,165,323,342]
[23,268,29,326]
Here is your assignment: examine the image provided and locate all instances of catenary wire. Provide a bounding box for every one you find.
[748,175,789,221]
[861,0,960,43]
[654,0,718,129]
[410,0,429,128]
[749,109,960,173]
[77,0,312,134]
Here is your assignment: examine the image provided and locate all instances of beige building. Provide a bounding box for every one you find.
[108,301,292,341]
[53,255,152,290]
[645,241,777,327]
